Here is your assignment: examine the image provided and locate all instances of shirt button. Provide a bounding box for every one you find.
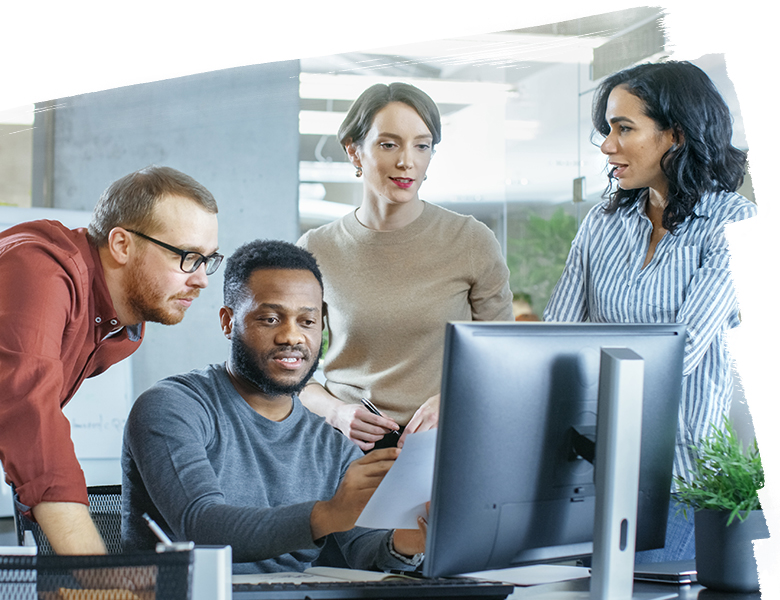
[110,319,118,326]
[95,317,102,324]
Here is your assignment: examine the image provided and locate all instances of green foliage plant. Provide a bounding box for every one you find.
[506,207,579,311]
[675,417,764,526]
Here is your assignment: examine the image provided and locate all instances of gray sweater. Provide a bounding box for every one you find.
[121,363,409,573]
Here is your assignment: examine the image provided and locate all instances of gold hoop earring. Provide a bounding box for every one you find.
[355,167,363,178]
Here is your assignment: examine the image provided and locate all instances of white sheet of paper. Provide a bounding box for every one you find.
[355,429,437,529]
[232,572,342,584]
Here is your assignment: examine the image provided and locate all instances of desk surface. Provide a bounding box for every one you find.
[506,578,761,600]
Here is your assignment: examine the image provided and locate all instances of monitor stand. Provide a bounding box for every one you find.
[525,348,676,600]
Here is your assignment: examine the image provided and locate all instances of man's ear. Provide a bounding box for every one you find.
[219,306,234,339]
[322,301,328,332]
[344,140,362,169]
[106,227,133,266]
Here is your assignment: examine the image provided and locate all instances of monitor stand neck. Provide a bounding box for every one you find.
[518,348,675,600]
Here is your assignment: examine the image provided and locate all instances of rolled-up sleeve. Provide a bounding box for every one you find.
[0,242,88,510]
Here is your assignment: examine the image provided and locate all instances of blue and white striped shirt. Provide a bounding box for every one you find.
[544,191,757,483]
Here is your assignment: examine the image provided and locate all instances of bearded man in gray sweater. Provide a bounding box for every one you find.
[121,239,426,573]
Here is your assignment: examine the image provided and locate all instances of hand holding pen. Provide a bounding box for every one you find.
[329,396,400,451]
[361,398,399,437]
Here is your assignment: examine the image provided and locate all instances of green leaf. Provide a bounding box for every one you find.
[674,417,763,525]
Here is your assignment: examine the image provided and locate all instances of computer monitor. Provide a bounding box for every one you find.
[423,322,685,578]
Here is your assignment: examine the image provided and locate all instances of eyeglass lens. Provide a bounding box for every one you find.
[182,252,223,275]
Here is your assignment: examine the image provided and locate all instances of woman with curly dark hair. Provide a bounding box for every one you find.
[545,60,756,562]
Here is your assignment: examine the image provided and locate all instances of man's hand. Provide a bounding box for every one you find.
[398,393,439,448]
[310,448,400,540]
[32,501,107,555]
[392,501,429,557]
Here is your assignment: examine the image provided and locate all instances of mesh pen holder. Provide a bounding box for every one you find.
[1,550,193,600]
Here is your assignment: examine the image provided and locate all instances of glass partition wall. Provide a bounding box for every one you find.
[296,6,751,318]
[0,7,751,317]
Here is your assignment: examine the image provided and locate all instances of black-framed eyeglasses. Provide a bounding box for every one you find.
[127,229,224,275]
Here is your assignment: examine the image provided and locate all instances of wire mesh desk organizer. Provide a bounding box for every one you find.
[14,486,124,556]
[0,550,194,600]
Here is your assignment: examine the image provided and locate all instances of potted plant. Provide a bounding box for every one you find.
[675,417,768,593]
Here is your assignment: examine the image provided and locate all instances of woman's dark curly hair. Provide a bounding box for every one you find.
[592,61,746,232]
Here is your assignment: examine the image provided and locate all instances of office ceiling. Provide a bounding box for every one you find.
[301,7,664,83]
[296,7,672,215]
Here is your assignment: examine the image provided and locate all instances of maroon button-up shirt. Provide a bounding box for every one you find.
[0,220,144,510]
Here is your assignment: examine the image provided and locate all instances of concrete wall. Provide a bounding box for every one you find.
[33,60,301,396]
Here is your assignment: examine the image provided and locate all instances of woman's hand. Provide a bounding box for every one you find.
[332,403,399,452]
[300,382,400,450]
[398,393,439,448]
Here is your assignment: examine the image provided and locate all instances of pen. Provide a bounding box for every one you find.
[142,512,173,546]
[143,513,195,553]
[360,398,399,436]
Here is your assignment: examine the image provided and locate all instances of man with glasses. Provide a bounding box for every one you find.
[0,165,221,555]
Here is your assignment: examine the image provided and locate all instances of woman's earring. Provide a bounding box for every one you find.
[355,167,363,178]
[424,175,428,181]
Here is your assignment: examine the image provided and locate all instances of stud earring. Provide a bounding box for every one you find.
[355,167,363,178]
[423,175,428,181]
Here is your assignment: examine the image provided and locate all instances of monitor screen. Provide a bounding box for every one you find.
[423,322,685,578]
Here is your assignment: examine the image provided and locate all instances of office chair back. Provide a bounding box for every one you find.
[13,484,123,555]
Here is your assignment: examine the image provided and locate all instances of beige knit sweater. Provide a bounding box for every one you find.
[298,201,513,424]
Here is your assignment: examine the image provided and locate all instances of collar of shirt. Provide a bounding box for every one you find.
[79,230,143,343]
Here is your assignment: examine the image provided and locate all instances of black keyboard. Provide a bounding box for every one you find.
[232,576,515,599]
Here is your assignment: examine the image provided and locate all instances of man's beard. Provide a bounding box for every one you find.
[230,330,322,397]
[125,258,195,325]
